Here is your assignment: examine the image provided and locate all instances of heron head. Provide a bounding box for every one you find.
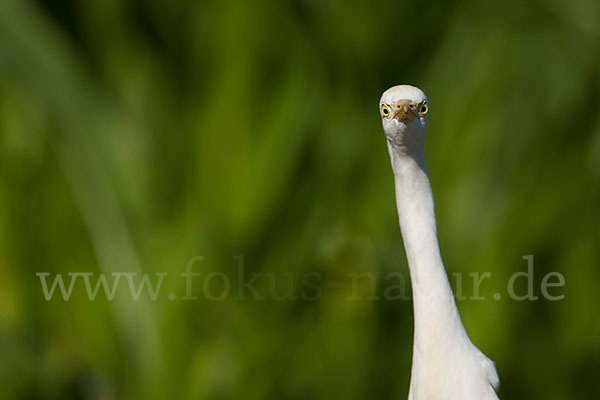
[379,85,428,153]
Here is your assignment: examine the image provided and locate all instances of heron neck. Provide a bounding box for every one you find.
[388,143,466,352]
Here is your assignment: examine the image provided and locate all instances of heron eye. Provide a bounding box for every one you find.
[381,104,392,119]
[418,102,428,116]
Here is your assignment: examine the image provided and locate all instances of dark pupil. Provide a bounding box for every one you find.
[383,108,388,115]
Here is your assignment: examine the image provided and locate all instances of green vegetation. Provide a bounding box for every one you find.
[0,0,599,399]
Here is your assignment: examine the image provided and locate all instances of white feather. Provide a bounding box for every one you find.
[380,85,500,400]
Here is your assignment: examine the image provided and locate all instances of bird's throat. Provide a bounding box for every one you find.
[389,147,468,361]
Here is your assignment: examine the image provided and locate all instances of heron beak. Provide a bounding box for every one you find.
[392,100,417,123]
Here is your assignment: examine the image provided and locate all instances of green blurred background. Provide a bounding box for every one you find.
[1,0,599,399]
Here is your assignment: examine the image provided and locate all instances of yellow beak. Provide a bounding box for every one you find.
[391,100,417,123]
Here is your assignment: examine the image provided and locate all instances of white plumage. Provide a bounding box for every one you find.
[379,85,500,400]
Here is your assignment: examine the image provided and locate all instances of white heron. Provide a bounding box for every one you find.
[379,85,500,400]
